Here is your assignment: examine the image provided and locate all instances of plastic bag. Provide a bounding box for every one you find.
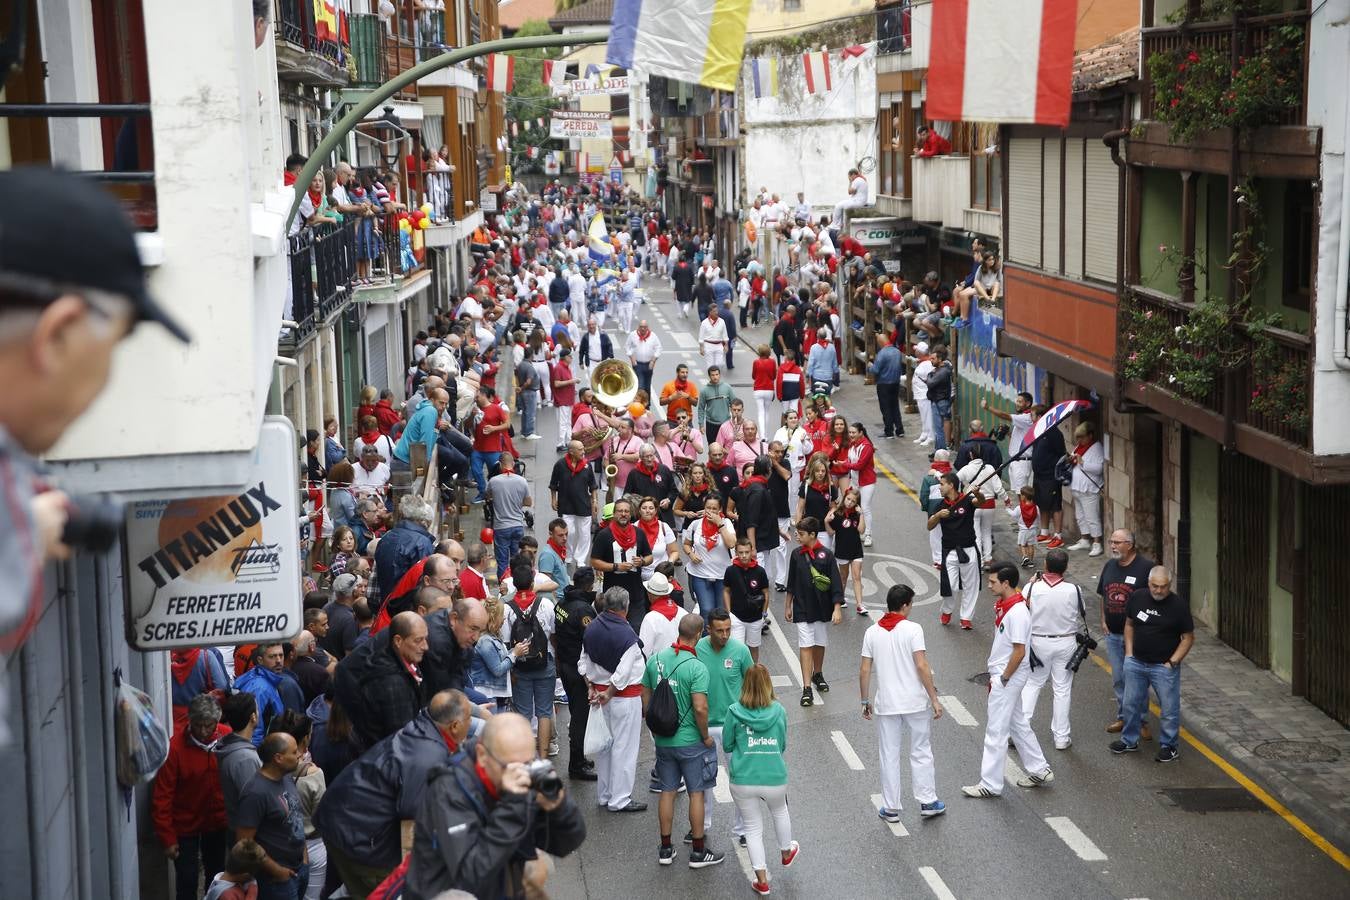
[583,704,613,757]
[114,670,169,788]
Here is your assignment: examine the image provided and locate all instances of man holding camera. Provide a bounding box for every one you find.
[1019,550,1085,751]
[404,712,585,900]
[0,169,189,741]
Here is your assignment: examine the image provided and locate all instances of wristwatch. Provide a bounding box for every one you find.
[860,699,870,707]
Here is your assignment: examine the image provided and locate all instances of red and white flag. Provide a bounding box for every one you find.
[802,51,831,95]
[527,146,539,159]
[577,152,590,171]
[541,59,567,90]
[486,54,514,92]
[537,118,545,130]
[927,0,1078,127]
[510,121,519,136]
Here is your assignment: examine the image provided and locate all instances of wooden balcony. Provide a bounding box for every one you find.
[274,0,349,87]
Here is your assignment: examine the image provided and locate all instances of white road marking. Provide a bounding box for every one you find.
[830,730,866,771]
[764,614,804,689]
[713,765,732,804]
[1045,816,1108,861]
[671,332,698,349]
[732,836,757,883]
[771,675,793,687]
[938,695,978,727]
[870,793,910,837]
[919,866,958,900]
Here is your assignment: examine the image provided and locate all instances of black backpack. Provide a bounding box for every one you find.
[508,596,549,671]
[645,656,696,738]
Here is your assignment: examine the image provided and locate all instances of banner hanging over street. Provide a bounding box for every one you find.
[552,75,630,96]
[550,111,613,139]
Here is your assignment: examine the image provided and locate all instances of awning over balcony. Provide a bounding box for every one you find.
[360,100,425,127]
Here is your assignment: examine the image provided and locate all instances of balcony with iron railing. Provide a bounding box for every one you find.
[349,13,388,88]
[877,1,912,55]
[284,218,358,347]
[1119,285,1312,450]
[274,0,349,87]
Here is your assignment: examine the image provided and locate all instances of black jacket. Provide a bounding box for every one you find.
[671,262,695,302]
[554,588,597,669]
[548,275,569,306]
[1031,423,1067,477]
[333,628,426,751]
[422,608,483,704]
[786,543,844,623]
[624,463,679,529]
[313,710,457,868]
[578,331,613,367]
[955,435,1003,473]
[738,481,780,553]
[405,750,587,900]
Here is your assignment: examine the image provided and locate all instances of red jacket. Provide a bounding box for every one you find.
[916,131,953,157]
[152,724,229,848]
[374,399,402,435]
[838,437,877,487]
[751,357,777,392]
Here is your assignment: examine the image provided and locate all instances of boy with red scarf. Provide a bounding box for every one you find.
[860,584,946,822]
[1005,485,1040,569]
[784,517,844,707]
[723,539,769,662]
[961,564,1054,799]
[588,497,654,627]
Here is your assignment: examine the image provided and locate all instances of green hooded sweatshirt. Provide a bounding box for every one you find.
[723,701,788,787]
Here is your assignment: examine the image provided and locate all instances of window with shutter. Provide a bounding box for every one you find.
[1043,139,1063,274]
[1063,138,1085,280]
[367,324,389,392]
[1083,142,1120,283]
[1007,138,1043,269]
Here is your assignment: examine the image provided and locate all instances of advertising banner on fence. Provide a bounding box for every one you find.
[124,417,302,650]
[552,75,630,97]
[550,111,613,139]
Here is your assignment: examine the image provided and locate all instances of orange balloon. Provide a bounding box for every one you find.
[627,402,647,418]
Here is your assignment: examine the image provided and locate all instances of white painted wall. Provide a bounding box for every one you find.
[741,53,877,213]
[1308,0,1350,455]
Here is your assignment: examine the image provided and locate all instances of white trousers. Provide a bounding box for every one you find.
[916,398,933,441]
[769,518,793,586]
[927,526,943,565]
[704,726,745,835]
[1021,636,1077,746]
[304,836,327,900]
[754,390,775,436]
[860,482,876,538]
[730,783,793,873]
[616,300,636,334]
[941,547,980,621]
[974,507,995,562]
[564,514,594,569]
[556,405,573,447]
[979,669,1049,793]
[596,695,642,810]
[533,360,552,403]
[594,310,608,329]
[703,347,726,371]
[1008,459,1032,495]
[1072,489,1103,540]
[876,711,937,810]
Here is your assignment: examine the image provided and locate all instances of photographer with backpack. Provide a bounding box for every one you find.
[500,558,558,759]
[642,613,723,870]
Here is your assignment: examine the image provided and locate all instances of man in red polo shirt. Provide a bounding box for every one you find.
[470,386,510,503]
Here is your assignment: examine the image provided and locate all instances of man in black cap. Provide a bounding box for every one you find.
[0,167,189,740]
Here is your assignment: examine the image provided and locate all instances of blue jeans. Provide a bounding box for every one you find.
[689,575,725,622]
[521,389,538,437]
[494,525,525,579]
[931,398,952,450]
[1122,656,1181,749]
[471,450,501,498]
[255,862,309,900]
[1105,632,1126,719]
[634,361,654,396]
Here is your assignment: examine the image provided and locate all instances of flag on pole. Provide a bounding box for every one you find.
[313,0,338,40]
[802,51,831,94]
[1020,399,1094,450]
[750,57,778,99]
[928,0,1077,126]
[541,59,567,89]
[486,54,515,92]
[584,63,602,79]
[606,0,752,92]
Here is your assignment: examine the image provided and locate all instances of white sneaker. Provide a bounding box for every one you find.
[523,433,543,441]
[863,533,873,547]
[1015,768,1054,789]
[1088,543,1104,557]
[1067,538,1092,551]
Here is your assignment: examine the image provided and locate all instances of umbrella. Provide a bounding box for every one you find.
[1021,399,1094,451]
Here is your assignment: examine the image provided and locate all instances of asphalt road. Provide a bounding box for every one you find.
[503,277,1350,900]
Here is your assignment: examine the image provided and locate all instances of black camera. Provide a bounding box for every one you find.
[525,759,563,800]
[990,424,1011,442]
[1065,630,1098,673]
[62,495,123,553]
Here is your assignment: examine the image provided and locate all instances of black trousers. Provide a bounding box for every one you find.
[173,829,227,900]
[559,661,591,771]
[876,381,903,437]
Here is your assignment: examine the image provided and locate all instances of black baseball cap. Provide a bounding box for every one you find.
[0,166,190,343]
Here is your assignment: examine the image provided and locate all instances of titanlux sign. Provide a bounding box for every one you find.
[125,418,301,649]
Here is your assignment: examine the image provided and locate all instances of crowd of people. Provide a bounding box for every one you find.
[154,174,1193,900]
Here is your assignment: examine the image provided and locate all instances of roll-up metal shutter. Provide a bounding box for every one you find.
[1007,137,1043,269]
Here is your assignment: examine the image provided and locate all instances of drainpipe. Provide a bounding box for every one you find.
[1333,82,1350,370]
[1104,110,1130,414]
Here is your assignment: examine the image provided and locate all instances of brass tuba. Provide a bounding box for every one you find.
[590,359,639,411]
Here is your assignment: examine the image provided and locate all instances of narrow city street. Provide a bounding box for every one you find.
[503,279,1350,900]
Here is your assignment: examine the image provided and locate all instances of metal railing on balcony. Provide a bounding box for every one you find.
[1121,287,1311,448]
[877,1,912,55]
[275,0,343,64]
[349,13,388,88]
[1140,10,1309,128]
[287,219,358,341]
[417,9,448,62]
[423,170,456,224]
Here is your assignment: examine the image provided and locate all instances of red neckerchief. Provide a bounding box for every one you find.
[741,475,768,488]
[1073,440,1095,458]
[564,454,587,475]
[674,378,689,392]
[475,761,502,801]
[1039,573,1064,588]
[700,516,723,550]
[638,516,663,549]
[400,656,422,684]
[359,429,380,446]
[637,327,651,340]
[284,171,298,186]
[994,592,1025,628]
[442,728,460,755]
[817,338,830,347]
[650,597,680,620]
[687,481,710,498]
[971,431,988,439]
[307,187,323,208]
[671,642,698,655]
[514,589,537,610]
[547,537,568,559]
[1018,499,1038,527]
[798,540,824,557]
[808,478,831,497]
[610,520,637,550]
[930,461,952,474]
[170,649,201,684]
[877,612,907,631]
[732,557,758,570]
[636,460,659,477]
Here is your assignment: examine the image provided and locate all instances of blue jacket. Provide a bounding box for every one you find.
[393,401,440,465]
[868,344,903,385]
[233,665,303,746]
[469,634,514,698]
[805,342,839,385]
[374,519,437,597]
[536,545,570,593]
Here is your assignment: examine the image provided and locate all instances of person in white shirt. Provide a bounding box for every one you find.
[981,391,1035,493]
[860,584,946,821]
[1067,421,1106,556]
[962,564,1054,798]
[908,343,934,445]
[681,495,737,621]
[499,559,560,758]
[579,587,649,813]
[567,265,588,314]
[793,191,811,222]
[698,305,729,371]
[1020,551,1086,751]
[352,446,392,500]
[830,168,869,230]
[637,570,682,651]
[957,453,1008,568]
